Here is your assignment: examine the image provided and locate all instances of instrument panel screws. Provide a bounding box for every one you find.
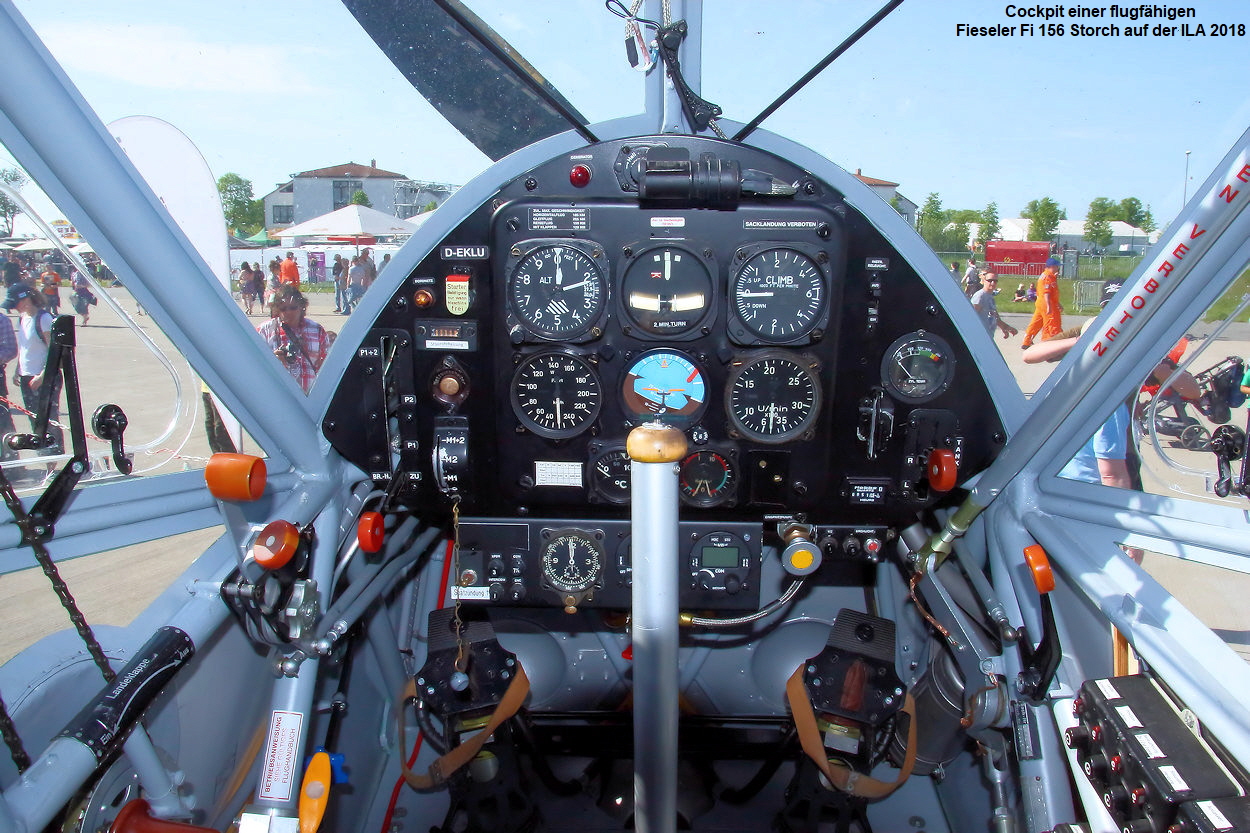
[524,177,538,191]
[622,247,633,258]
[817,223,831,239]
[506,218,520,232]
[804,181,817,195]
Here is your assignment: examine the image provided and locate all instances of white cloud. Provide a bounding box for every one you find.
[38,22,324,95]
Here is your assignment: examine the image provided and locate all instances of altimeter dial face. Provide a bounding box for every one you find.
[725,352,822,444]
[732,247,826,342]
[510,351,602,439]
[508,244,606,339]
[541,530,603,594]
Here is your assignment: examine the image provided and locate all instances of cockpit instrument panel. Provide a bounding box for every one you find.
[324,135,1007,608]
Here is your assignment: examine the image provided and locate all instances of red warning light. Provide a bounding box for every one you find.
[569,164,592,187]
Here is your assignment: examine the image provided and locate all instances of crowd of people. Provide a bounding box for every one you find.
[233,247,388,320]
[950,256,1066,348]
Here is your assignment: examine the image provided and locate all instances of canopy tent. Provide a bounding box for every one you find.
[276,204,422,241]
[245,229,279,245]
[15,238,56,251]
[70,240,95,254]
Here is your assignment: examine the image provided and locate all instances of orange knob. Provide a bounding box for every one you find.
[1023,544,1055,595]
[357,511,385,553]
[299,751,333,833]
[205,453,266,501]
[252,520,301,571]
[926,448,958,493]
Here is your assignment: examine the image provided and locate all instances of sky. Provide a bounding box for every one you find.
[5,0,1250,235]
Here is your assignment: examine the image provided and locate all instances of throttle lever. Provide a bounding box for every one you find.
[1208,425,1245,498]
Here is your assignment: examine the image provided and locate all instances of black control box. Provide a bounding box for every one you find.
[1065,675,1242,833]
[450,518,763,611]
[1173,796,1250,833]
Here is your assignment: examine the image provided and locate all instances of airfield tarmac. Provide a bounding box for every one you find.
[0,290,1246,665]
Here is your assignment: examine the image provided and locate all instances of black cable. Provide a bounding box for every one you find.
[732,0,906,143]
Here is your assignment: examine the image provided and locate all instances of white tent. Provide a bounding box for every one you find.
[276,204,423,241]
[15,238,56,251]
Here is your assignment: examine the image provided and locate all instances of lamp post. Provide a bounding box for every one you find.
[1183,149,1192,207]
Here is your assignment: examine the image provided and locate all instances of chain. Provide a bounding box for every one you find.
[451,496,467,672]
[0,467,115,684]
[0,692,30,772]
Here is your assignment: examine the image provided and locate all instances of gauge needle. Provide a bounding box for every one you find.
[664,250,671,281]
[739,290,774,298]
[555,396,564,425]
[562,279,588,291]
[555,252,564,286]
[896,356,911,375]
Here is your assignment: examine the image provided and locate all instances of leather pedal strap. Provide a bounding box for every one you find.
[785,666,918,799]
[398,665,531,790]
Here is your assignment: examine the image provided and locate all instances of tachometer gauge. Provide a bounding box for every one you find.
[510,350,602,439]
[507,242,606,340]
[881,332,955,403]
[679,449,738,507]
[621,350,707,425]
[731,246,827,343]
[589,446,631,505]
[621,245,712,336]
[541,528,604,596]
[725,351,822,444]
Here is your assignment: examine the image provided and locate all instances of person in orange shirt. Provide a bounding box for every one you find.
[1021,256,1062,348]
[279,251,301,287]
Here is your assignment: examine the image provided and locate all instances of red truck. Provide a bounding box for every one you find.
[983,240,1051,276]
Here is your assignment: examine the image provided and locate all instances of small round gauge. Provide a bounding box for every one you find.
[881,332,956,403]
[589,447,631,505]
[725,351,822,444]
[621,350,707,425]
[621,245,712,336]
[508,243,606,340]
[731,247,827,343]
[510,351,602,439]
[679,450,737,507]
[541,529,604,595]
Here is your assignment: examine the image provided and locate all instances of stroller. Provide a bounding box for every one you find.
[1137,348,1246,451]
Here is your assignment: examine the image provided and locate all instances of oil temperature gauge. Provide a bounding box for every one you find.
[589,446,631,505]
[881,332,956,403]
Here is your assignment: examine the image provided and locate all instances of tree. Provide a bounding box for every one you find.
[1084,197,1115,248]
[421,200,438,214]
[0,167,29,237]
[1114,196,1156,233]
[916,193,947,250]
[217,173,264,236]
[978,201,1001,245]
[1022,197,1064,241]
[947,208,981,224]
[350,190,372,208]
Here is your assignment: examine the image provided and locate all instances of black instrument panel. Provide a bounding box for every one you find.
[324,135,1007,609]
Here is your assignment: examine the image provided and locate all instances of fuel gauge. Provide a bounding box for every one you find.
[881,332,955,403]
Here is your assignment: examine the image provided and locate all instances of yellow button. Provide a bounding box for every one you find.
[789,547,814,570]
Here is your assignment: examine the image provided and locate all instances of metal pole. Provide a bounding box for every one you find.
[1184,149,1192,207]
[627,421,686,833]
